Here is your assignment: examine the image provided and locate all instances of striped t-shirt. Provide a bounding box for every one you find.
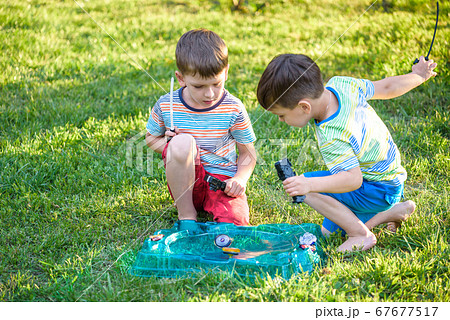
[314,76,407,186]
[147,88,256,177]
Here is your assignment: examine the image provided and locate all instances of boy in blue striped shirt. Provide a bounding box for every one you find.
[257,54,437,252]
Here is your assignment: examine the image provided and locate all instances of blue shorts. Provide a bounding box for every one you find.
[303,171,404,235]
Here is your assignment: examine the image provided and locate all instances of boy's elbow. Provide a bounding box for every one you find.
[145,132,162,152]
[145,132,154,148]
[242,152,257,169]
[373,80,394,100]
[354,174,363,190]
[348,167,363,190]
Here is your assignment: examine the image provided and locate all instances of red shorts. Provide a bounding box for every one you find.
[162,144,249,226]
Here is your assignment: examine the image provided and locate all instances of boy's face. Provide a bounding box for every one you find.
[176,66,229,109]
[269,104,311,128]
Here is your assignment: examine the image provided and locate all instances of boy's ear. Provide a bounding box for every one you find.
[298,99,312,114]
[175,71,186,87]
[224,64,230,81]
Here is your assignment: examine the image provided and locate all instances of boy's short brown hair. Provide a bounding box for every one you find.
[257,54,324,110]
[176,29,228,78]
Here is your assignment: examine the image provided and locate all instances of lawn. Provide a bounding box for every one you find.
[0,0,449,302]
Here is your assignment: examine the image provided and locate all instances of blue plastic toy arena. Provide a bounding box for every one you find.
[130,222,326,280]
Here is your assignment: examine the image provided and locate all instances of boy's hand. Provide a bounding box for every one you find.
[283,175,311,197]
[224,177,246,198]
[165,126,179,142]
[412,56,437,81]
[372,57,437,100]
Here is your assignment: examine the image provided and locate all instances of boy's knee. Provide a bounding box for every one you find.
[205,192,250,226]
[166,134,197,162]
[214,210,249,226]
[303,192,319,205]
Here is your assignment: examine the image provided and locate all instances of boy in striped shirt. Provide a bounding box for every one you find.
[146,29,257,232]
[257,54,437,252]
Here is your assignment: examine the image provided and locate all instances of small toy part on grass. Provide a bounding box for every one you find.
[275,158,305,203]
[222,247,240,258]
[150,234,164,241]
[413,1,439,64]
[300,244,316,252]
[299,232,317,246]
[299,232,317,252]
[215,234,232,248]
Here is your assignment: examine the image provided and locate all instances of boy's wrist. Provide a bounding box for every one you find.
[410,71,427,83]
[228,175,247,186]
[304,176,320,194]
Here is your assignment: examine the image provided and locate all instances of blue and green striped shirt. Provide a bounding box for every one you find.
[314,76,407,186]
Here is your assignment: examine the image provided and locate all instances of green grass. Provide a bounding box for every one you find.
[1,0,449,302]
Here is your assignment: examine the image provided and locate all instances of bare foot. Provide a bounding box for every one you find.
[337,232,377,252]
[386,200,416,233]
[386,221,401,232]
